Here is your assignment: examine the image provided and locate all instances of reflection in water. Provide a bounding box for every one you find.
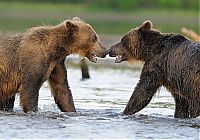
[0,67,199,139]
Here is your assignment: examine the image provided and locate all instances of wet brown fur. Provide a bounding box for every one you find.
[0,18,106,112]
[109,21,200,118]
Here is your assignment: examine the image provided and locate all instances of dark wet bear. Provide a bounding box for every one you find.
[109,20,200,118]
[0,17,107,113]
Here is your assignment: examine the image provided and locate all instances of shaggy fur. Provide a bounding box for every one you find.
[109,21,200,118]
[0,18,107,112]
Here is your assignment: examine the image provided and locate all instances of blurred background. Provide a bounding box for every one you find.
[0,0,199,68]
[0,0,198,35]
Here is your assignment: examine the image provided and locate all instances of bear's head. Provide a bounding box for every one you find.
[109,20,161,63]
[61,17,107,63]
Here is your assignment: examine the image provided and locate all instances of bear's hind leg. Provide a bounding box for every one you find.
[0,95,15,111]
[174,96,189,118]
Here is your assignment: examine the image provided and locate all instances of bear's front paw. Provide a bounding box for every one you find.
[122,103,137,115]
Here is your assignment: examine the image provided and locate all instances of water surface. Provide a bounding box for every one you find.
[0,67,199,139]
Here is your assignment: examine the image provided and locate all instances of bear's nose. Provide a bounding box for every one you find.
[101,48,109,58]
[106,49,110,55]
[108,48,116,57]
[108,47,113,54]
[101,52,107,58]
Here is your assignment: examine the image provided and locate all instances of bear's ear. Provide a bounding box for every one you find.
[65,21,78,32]
[139,20,152,32]
[72,17,81,21]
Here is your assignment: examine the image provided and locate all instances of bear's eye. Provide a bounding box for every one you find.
[92,35,97,42]
[121,37,128,46]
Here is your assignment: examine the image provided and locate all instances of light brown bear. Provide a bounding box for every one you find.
[0,17,107,113]
[109,21,200,118]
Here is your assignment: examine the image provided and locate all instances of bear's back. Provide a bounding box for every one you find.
[0,34,22,71]
[164,39,200,98]
[0,34,23,58]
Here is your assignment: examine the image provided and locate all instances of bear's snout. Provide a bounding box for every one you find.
[102,51,108,58]
[97,47,108,58]
[108,46,118,57]
[108,49,116,57]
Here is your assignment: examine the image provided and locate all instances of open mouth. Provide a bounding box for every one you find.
[89,53,98,63]
[115,55,123,63]
[109,53,127,63]
[87,51,107,63]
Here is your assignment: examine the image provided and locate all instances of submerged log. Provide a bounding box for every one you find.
[79,58,90,79]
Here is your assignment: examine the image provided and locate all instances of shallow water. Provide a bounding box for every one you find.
[0,66,199,139]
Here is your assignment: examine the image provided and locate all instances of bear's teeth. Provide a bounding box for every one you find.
[115,55,123,63]
[90,53,97,63]
[93,54,97,59]
[94,54,97,62]
[116,55,122,58]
